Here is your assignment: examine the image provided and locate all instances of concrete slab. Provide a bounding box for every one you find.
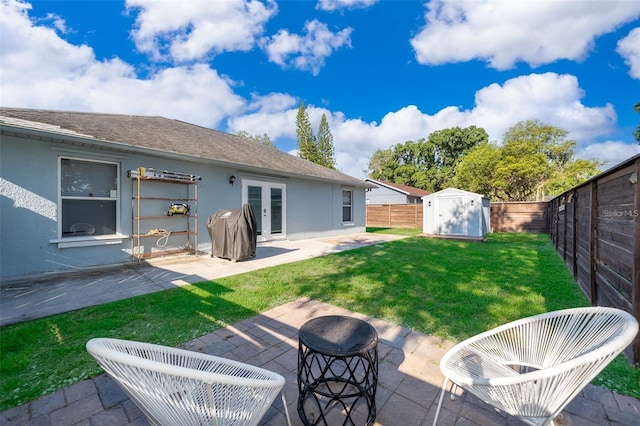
[0,233,405,326]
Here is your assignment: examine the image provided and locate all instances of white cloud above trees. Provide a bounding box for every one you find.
[411,0,640,69]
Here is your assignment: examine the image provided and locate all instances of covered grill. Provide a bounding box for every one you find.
[207,204,258,262]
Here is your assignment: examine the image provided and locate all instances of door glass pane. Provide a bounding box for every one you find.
[248,186,262,235]
[271,188,282,234]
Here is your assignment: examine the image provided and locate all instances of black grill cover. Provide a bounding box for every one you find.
[207,204,258,261]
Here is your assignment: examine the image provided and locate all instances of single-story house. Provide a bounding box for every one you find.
[422,188,490,238]
[0,107,373,280]
[364,178,430,204]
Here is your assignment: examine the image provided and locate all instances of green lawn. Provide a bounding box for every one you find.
[1,232,638,411]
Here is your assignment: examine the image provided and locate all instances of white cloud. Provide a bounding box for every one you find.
[229,108,299,141]
[41,12,71,34]
[617,27,640,79]
[261,19,353,75]
[126,0,277,62]
[228,73,619,178]
[0,0,633,181]
[316,0,379,12]
[246,92,298,114]
[578,141,640,169]
[0,0,245,128]
[411,0,640,69]
[469,73,616,142]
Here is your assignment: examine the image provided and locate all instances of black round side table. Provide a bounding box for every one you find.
[297,315,378,426]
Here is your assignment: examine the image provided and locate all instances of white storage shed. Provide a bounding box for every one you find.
[422,188,490,238]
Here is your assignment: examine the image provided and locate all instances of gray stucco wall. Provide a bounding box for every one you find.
[366,186,407,204]
[1,134,366,279]
[285,181,366,241]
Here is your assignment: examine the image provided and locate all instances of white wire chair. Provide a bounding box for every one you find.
[87,338,291,426]
[433,307,638,426]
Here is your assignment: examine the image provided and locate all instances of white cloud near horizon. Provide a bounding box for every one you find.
[260,19,353,75]
[617,27,640,79]
[411,0,640,70]
[126,0,277,62]
[578,141,640,170]
[231,72,619,178]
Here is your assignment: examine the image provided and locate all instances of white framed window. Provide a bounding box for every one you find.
[342,189,353,223]
[59,157,119,239]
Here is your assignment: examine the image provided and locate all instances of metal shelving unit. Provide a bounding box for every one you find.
[129,167,199,261]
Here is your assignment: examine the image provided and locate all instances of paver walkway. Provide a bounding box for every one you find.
[3,298,639,426]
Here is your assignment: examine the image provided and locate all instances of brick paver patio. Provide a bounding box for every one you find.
[2,298,639,425]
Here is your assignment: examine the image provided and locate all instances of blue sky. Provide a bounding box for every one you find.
[1,0,639,179]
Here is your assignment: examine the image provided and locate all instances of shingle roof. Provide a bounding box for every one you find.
[364,178,430,197]
[0,107,370,187]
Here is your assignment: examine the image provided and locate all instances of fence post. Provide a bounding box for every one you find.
[589,181,597,306]
[633,158,640,364]
[572,190,578,277]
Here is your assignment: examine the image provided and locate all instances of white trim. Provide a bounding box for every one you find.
[242,179,287,242]
[58,156,121,240]
[50,234,128,248]
[364,178,410,195]
[51,146,129,160]
[342,188,353,223]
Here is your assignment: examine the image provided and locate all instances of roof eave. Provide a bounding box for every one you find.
[1,122,370,188]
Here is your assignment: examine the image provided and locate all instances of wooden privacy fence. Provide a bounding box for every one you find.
[366,204,423,228]
[548,155,640,365]
[491,202,548,233]
[367,202,549,232]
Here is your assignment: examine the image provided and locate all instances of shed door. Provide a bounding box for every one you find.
[438,196,466,235]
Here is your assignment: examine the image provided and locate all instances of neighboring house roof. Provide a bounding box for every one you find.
[0,107,371,188]
[364,178,430,197]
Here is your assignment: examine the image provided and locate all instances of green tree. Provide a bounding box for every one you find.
[635,102,640,144]
[427,126,488,190]
[365,148,396,180]
[456,120,601,201]
[494,140,550,201]
[316,113,336,169]
[236,130,276,149]
[544,158,602,195]
[296,102,318,162]
[454,142,501,198]
[366,125,487,191]
[391,139,437,189]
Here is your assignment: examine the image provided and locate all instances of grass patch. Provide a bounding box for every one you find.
[366,226,422,236]
[1,232,638,411]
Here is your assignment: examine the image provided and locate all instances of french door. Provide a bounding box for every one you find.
[242,180,286,241]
